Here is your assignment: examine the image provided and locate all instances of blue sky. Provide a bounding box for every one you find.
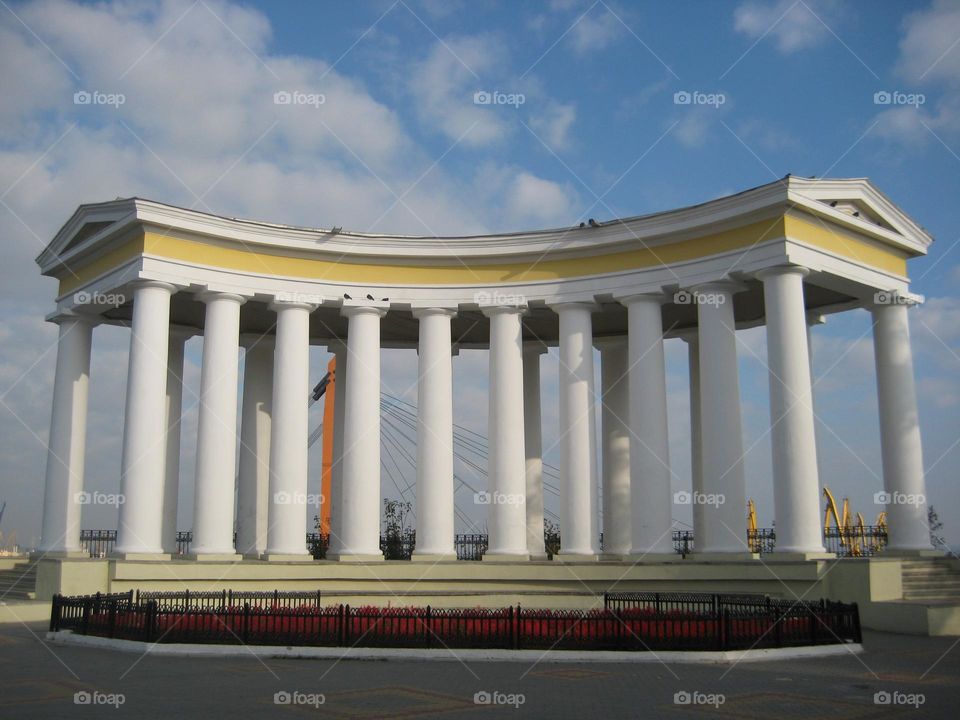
[1,0,958,547]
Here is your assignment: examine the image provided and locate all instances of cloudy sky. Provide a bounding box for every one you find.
[1,0,958,548]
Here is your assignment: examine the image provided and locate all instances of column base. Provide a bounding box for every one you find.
[527,553,550,561]
[325,553,385,562]
[186,553,242,562]
[621,552,680,563]
[768,551,837,561]
[110,552,172,561]
[261,553,314,562]
[482,552,531,562]
[242,552,265,560]
[685,552,760,562]
[31,550,89,560]
[554,553,600,563]
[410,552,457,562]
[883,548,946,558]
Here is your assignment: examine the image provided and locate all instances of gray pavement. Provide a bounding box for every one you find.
[0,623,957,718]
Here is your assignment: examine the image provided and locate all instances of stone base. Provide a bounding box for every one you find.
[767,551,838,562]
[110,552,172,561]
[185,553,242,562]
[30,550,89,560]
[685,552,760,562]
[882,548,947,558]
[622,553,681,563]
[482,553,531,562]
[410,553,458,563]
[260,553,314,563]
[554,553,599,563]
[325,553,385,562]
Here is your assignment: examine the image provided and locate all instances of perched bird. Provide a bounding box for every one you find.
[366,294,375,300]
[588,218,599,227]
[343,293,352,299]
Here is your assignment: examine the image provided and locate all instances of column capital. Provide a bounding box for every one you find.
[593,335,626,351]
[548,300,599,314]
[341,301,389,318]
[619,292,670,308]
[754,264,810,281]
[805,311,826,328]
[130,279,178,294]
[196,290,246,306]
[46,311,100,327]
[269,299,317,313]
[523,338,549,355]
[687,279,747,293]
[481,304,527,318]
[411,306,458,320]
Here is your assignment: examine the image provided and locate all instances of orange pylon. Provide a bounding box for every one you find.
[319,356,337,535]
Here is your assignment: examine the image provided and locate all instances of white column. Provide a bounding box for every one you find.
[555,302,600,559]
[758,267,826,555]
[116,281,174,557]
[411,307,457,560]
[482,306,529,560]
[265,302,314,559]
[161,328,189,555]
[872,298,933,552]
[190,292,244,559]
[694,282,749,556]
[598,337,631,556]
[523,342,548,558]
[236,335,274,558]
[327,341,348,556]
[38,316,94,555]
[681,333,705,545]
[329,304,387,560]
[623,295,674,557]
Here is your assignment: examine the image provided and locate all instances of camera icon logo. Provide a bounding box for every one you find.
[473,90,492,105]
[873,91,892,105]
[474,491,491,505]
[273,91,292,105]
[674,490,692,505]
[874,491,891,505]
[73,91,92,105]
[274,691,292,705]
[673,91,691,105]
[674,691,692,705]
[274,491,292,505]
[474,691,492,705]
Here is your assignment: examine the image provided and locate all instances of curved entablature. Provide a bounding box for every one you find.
[37,176,932,344]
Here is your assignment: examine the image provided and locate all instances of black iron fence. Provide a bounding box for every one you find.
[603,591,861,649]
[50,590,860,651]
[80,527,889,560]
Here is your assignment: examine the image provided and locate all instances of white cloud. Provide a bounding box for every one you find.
[528,101,576,150]
[569,8,623,55]
[504,172,578,229]
[733,0,833,54]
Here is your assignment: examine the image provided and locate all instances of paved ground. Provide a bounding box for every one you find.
[1,623,957,718]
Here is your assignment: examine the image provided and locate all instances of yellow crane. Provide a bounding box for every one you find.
[747,499,759,552]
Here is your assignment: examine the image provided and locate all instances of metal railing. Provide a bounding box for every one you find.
[80,527,891,560]
[50,590,860,651]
